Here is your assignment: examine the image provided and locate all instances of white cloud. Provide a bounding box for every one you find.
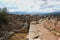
[0,0,60,12]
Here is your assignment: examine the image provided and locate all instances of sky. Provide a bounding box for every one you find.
[0,0,60,13]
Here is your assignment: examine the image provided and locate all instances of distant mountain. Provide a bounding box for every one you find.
[9,11,29,14]
[9,11,60,15]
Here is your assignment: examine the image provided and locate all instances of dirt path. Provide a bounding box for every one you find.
[36,24,59,40]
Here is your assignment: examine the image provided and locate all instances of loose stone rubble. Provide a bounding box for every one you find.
[0,31,14,40]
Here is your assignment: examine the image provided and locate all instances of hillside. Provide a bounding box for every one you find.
[0,13,60,40]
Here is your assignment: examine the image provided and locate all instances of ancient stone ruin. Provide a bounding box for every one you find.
[27,18,60,40]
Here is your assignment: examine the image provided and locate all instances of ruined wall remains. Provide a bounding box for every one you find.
[27,18,60,40]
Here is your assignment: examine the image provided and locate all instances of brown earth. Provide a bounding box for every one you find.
[9,33,28,40]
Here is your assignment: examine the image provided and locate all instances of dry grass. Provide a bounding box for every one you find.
[9,33,28,40]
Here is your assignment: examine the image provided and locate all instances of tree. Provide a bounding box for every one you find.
[0,7,9,28]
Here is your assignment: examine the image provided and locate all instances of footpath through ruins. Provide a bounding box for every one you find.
[27,18,60,40]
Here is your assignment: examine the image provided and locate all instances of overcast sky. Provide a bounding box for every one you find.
[0,0,60,13]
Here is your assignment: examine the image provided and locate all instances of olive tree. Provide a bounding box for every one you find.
[0,8,10,28]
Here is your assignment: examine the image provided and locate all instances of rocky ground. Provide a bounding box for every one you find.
[1,14,60,40]
[27,18,60,40]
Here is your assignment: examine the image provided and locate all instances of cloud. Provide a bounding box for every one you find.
[0,0,60,12]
